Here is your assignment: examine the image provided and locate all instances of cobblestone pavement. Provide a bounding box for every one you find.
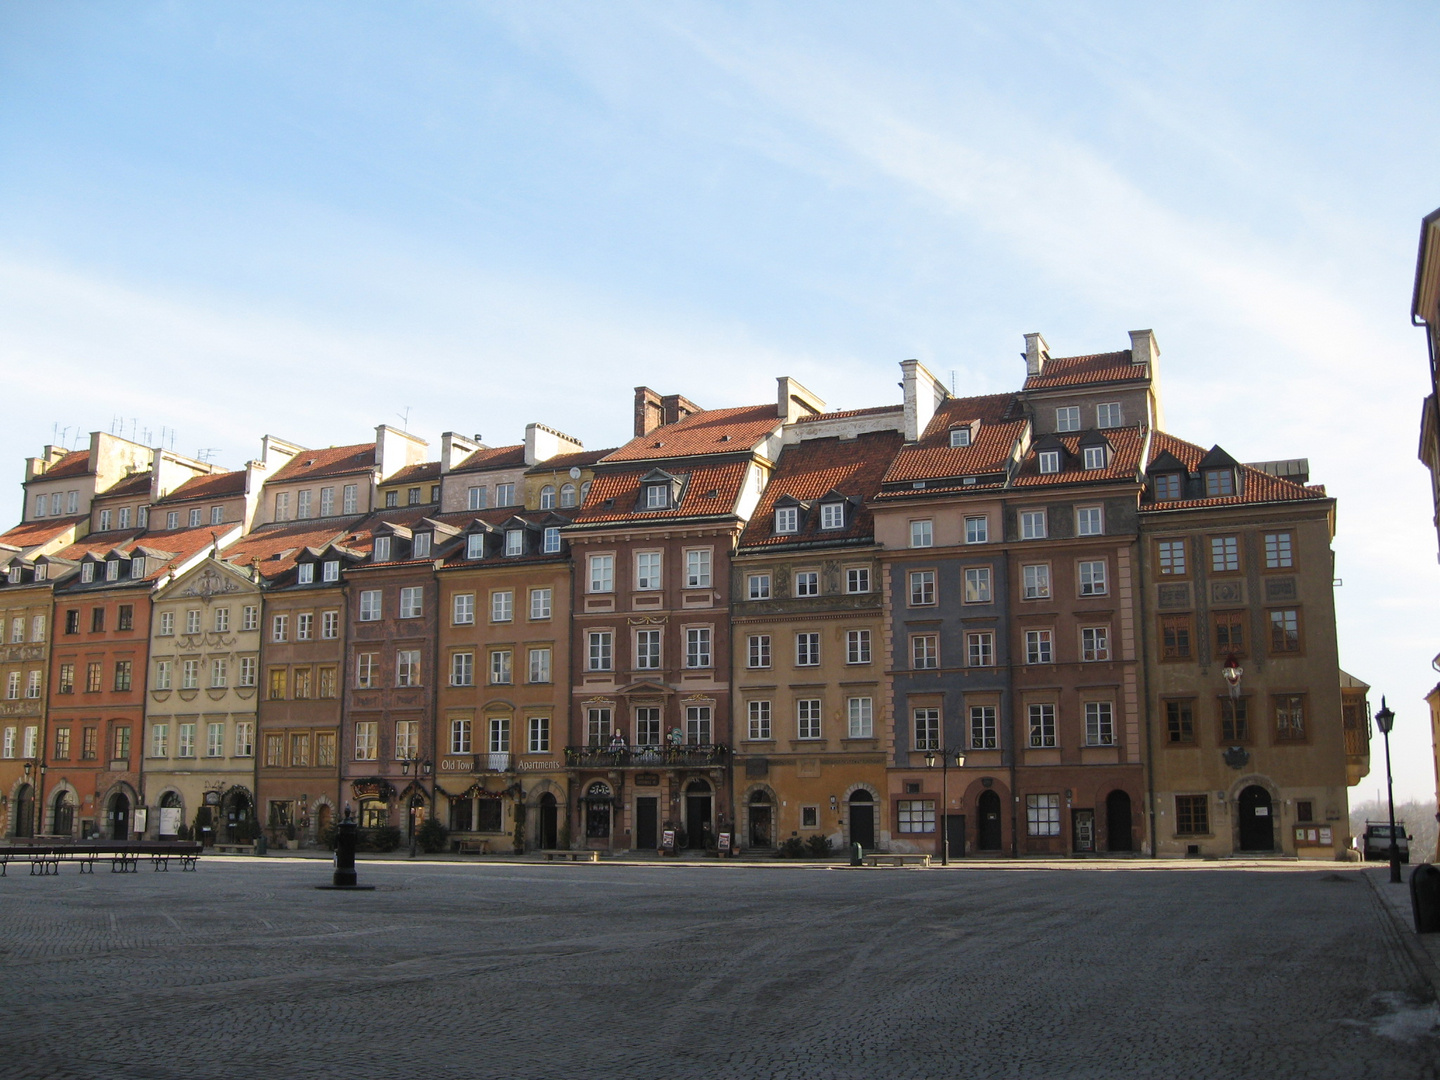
[0,860,1436,1080]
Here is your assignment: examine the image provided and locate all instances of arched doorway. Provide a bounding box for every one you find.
[406,792,426,840]
[52,790,75,837]
[221,789,252,843]
[977,790,1003,851]
[685,779,712,849]
[584,782,612,845]
[316,802,333,843]
[1238,785,1274,851]
[1106,790,1133,852]
[748,789,774,848]
[849,790,876,850]
[539,793,559,850]
[109,792,130,840]
[13,784,34,838]
[158,791,182,837]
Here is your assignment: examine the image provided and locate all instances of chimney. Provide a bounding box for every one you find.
[776,377,825,423]
[524,423,584,466]
[660,393,701,427]
[440,432,481,474]
[634,387,664,437]
[900,359,947,443]
[1024,333,1050,377]
[1129,329,1159,368]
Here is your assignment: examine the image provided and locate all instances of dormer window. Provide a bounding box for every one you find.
[949,426,972,448]
[412,533,432,559]
[33,564,46,582]
[373,536,392,562]
[505,529,524,556]
[81,563,95,583]
[1082,446,1107,470]
[775,506,799,534]
[1204,469,1235,496]
[322,560,340,582]
[106,559,120,581]
[1154,473,1182,501]
[297,563,314,585]
[644,484,669,509]
[130,557,146,579]
[820,502,846,530]
[1038,450,1061,475]
[6,567,19,584]
[466,533,485,560]
[543,527,561,554]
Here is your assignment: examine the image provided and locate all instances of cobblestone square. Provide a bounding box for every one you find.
[0,859,1436,1080]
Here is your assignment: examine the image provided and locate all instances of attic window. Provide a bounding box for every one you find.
[775,506,799,534]
[81,563,95,583]
[949,427,972,448]
[1154,474,1182,501]
[1082,446,1107,470]
[820,502,846,530]
[412,532,432,558]
[106,559,120,581]
[6,567,19,584]
[466,534,485,560]
[130,557,146,579]
[297,563,314,585]
[644,484,669,510]
[373,536,392,562]
[505,529,524,556]
[33,564,46,582]
[1204,469,1235,497]
[1038,450,1061,475]
[407,487,421,506]
[322,560,340,582]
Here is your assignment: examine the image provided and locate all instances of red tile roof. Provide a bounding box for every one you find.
[795,405,903,424]
[157,469,247,504]
[0,516,88,551]
[572,461,751,525]
[740,431,905,548]
[31,449,91,482]
[452,444,527,474]
[52,526,222,584]
[1143,433,1329,510]
[267,443,375,482]
[219,519,362,581]
[1009,428,1147,487]
[322,506,442,558]
[383,461,442,485]
[605,404,782,462]
[98,471,153,499]
[880,394,1023,487]
[524,448,615,474]
[1023,351,1148,390]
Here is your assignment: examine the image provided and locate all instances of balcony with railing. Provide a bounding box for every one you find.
[563,744,729,769]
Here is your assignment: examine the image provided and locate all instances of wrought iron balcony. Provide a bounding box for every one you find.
[563,744,729,769]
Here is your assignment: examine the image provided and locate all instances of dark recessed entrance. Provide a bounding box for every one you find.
[539,793,559,850]
[849,791,876,851]
[1106,790,1133,852]
[1238,785,1274,852]
[977,790,1003,851]
[748,790,773,848]
[52,790,75,837]
[635,796,658,850]
[685,780,712,849]
[109,792,130,841]
[13,784,34,838]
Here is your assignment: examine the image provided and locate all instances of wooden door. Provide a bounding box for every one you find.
[944,813,966,858]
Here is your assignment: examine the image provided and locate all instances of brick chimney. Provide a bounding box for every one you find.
[660,393,701,427]
[634,387,663,437]
[1024,333,1050,377]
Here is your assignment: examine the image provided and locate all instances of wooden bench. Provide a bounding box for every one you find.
[457,839,490,856]
[542,850,600,862]
[863,853,932,868]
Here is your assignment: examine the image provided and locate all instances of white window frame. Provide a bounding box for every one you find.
[490,590,513,623]
[589,554,614,593]
[909,520,933,548]
[820,502,845,530]
[747,573,772,600]
[635,551,662,591]
[685,549,712,589]
[1020,510,1047,539]
[847,697,873,738]
[1038,450,1060,474]
[774,506,799,534]
[1055,406,1080,432]
[453,593,475,625]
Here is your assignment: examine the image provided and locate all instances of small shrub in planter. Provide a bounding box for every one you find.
[776,836,806,859]
[805,835,833,858]
[318,824,338,850]
[417,818,449,854]
[176,824,193,841]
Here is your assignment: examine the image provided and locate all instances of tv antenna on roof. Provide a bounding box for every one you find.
[196,448,220,465]
[397,406,412,433]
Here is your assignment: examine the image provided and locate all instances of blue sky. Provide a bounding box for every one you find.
[3,2,1439,797]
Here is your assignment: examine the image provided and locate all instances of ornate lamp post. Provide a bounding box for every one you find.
[400,754,434,857]
[1374,697,1401,884]
[924,747,967,865]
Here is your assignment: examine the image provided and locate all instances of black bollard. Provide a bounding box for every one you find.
[317,807,374,890]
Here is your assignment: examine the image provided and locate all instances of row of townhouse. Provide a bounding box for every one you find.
[0,330,1372,858]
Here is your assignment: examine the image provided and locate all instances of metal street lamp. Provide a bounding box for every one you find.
[924,747,967,865]
[1374,697,1401,884]
[401,754,432,857]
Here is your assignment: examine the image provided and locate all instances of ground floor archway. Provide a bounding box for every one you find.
[1106,790,1133,852]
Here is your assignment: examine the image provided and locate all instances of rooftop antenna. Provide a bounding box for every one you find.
[951,370,957,394]
[397,406,412,433]
[196,448,220,465]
